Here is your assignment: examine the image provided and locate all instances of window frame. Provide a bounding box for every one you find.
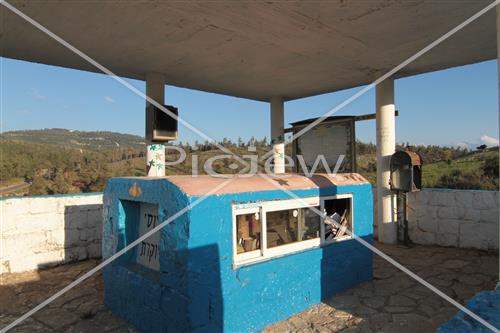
[232,206,262,262]
[320,193,354,246]
[262,197,321,258]
[233,197,324,267]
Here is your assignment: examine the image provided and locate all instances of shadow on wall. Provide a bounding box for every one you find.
[311,175,374,302]
[36,203,103,271]
[103,244,223,333]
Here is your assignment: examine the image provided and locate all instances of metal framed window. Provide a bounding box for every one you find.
[233,197,328,267]
[320,194,354,246]
[233,195,354,267]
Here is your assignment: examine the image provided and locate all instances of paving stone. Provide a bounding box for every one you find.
[309,313,335,326]
[352,284,373,298]
[317,319,346,332]
[368,313,391,331]
[388,295,417,307]
[457,273,486,286]
[326,295,360,310]
[330,310,352,320]
[345,316,364,328]
[361,296,386,309]
[441,259,468,269]
[313,325,333,333]
[428,307,459,327]
[418,304,437,317]
[401,291,426,300]
[7,318,53,333]
[390,313,434,333]
[33,308,80,331]
[383,306,415,313]
[352,305,378,315]
[1,242,497,333]
[426,276,454,287]
[288,316,311,330]
[265,320,294,333]
[338,328,360,333]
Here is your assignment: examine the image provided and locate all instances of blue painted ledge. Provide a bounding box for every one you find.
[437,285,500,333]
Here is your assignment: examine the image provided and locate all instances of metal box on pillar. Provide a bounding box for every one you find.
[145,104,178,142]
[145,104,178,176]
[102,173,374,332]
[389,150,423,192]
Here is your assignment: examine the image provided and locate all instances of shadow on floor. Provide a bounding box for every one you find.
[0,260,132,332]
[1,243,498,333]
[264,242,498,333]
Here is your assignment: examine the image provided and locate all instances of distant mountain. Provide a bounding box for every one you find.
[1,128,146,151]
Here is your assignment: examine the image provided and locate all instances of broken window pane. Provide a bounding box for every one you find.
[266,207,320,248]
[236,213,261,254]
[323,198,352,241]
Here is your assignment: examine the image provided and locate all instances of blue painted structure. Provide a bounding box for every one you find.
[102,175,373,332]
[438,285,500,333]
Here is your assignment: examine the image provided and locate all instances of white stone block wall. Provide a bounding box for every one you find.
[374,188,499,251]
[1,193,103,274]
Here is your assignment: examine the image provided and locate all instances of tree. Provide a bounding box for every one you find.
[29,176,50,196]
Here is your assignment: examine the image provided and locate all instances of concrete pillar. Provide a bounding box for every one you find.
[146,72,166,177]
[270,97,285,174]
[376,79,397,244]
[496,4,500,283]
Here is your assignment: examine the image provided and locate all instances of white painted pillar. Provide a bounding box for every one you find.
[270,97,285,174]
[496,5,500,283]
[146,73,166,177]
[376,79,397,244]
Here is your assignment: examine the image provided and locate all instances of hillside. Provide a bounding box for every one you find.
[0,138,147,197]
[0,128,146,150]
[0,129,498,197]
[357,143,499,190]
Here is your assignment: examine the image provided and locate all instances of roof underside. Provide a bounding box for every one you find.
[1,1,496,101]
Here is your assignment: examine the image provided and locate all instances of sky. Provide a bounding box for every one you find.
[1,57,498,148]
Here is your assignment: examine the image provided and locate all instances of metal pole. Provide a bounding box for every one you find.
[496,4,500,283]
[145,73,166,177]
[376,78,397,244]
[270,96,285,174]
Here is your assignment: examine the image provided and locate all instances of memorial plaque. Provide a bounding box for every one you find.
[291,117,356,173]
[136,203,160,271]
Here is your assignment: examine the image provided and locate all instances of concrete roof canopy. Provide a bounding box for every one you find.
[0,0,496,101]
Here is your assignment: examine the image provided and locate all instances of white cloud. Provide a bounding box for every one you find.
[104,96,115,103]
[480,135,499,147]
[455,142,470,150]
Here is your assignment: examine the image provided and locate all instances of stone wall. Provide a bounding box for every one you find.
[1,193,103,274]
[375,188,499,251]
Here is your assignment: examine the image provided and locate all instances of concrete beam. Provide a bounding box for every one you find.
[376,79,397,244]
[145,72,165,106]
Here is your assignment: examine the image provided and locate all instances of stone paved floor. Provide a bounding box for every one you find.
[0,243,498,333]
